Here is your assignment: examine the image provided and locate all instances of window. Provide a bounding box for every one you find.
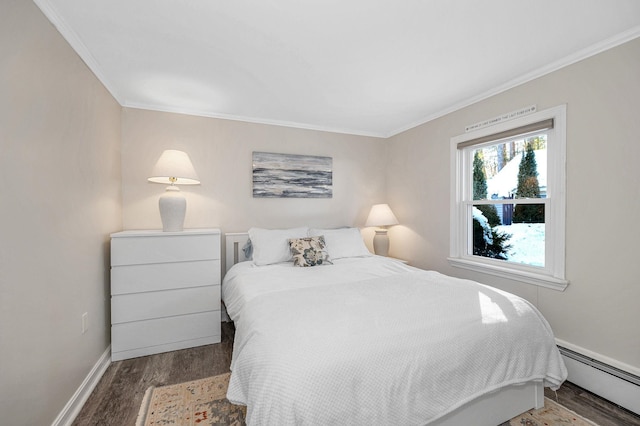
[449,105,568,290]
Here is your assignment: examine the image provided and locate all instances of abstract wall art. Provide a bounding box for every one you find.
[252,151,333,198]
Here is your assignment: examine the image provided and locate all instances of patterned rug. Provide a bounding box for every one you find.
[137,374,597,426]
[506,397,599,426]
[136,373,246,426]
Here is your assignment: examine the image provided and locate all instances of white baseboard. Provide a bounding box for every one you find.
[51,345,111,426]
[556,339,640,415]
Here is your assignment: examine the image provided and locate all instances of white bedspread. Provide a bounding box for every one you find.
[223,257,567,425]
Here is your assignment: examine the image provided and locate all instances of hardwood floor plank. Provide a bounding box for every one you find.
[74,323,236,426]
[74,356,149,426]
[138,349,174,388]
[546,381,640,426]
[71,359,120,425]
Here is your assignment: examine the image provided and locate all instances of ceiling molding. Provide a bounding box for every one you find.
[34,1,640,139]
[33,0,124,105]
[122,103,387,139]
[386,25,640,138]
[36,0,382,138]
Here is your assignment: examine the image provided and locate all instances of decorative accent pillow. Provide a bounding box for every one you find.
[248,227,309,266]
[308,227,372,259]
[288,236,332,267]
[242,239,253,260]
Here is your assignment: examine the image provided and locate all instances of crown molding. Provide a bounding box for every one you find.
[33,0,124,104]
[386,25,640,138]
[122,102,387,139]
[34,0,640,140]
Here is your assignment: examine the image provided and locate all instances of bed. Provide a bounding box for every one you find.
[222,228,567,426]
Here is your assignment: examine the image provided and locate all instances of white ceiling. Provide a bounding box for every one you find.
[35,0,640,138]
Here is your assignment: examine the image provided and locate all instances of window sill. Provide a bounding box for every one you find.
[447,257,569,291]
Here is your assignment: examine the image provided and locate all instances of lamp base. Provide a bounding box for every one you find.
[158,186,186,232]
[372,229,390,256]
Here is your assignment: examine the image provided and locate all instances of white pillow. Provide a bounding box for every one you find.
[248,227,309,266]
[308,227,372,259]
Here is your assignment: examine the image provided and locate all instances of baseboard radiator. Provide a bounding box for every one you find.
[558,345,640,415]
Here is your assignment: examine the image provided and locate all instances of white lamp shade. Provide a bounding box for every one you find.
[365,203,399,227]
[148,150,200,185]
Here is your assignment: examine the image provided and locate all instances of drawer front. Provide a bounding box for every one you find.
[112,286,220,324]
[111,233,220,266]
[111,311,221,353]
[111,260,220,294]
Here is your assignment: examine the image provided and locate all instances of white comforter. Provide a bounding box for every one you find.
[223,257,567,425]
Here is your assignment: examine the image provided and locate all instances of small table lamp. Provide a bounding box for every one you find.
[148,150,200,232]
[365,203,399,256]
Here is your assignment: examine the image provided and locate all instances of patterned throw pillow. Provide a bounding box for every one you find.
[288,236,332,267]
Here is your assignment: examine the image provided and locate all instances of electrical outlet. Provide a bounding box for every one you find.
[82,312,89,334]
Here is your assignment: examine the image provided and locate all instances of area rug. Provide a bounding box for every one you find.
[507,397,599,426]
[136,373,246,426]
[137,374,597,426]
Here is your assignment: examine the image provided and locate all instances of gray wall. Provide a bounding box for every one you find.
[0,1,122,425]
[120,108,388,256]
[386,37,640,374]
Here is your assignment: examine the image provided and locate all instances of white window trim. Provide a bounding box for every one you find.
[449,105,568,291]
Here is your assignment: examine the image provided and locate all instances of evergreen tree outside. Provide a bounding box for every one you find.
[472,151,511,259]
[473,212,512,260]
[513,142,544,223]
[473,151,500,227]
[473,150,488,200]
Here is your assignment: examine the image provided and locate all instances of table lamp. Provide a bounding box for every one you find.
[148,149,200,232]
[365,203,399,256]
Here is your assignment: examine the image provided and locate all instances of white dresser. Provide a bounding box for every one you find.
[110,229,221,361]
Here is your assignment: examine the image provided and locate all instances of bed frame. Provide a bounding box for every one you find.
[224,232,252,274]
[223,232,545,425]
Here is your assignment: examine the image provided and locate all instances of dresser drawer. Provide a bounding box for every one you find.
[111,259,220,294]
[110,229,222,361]
[111,285,220,324]
[111,231,220,266]
[111,310,221,353]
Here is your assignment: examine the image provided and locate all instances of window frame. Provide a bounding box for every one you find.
[449,105,568,291]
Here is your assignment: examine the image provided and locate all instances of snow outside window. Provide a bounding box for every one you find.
[449,105,568,291]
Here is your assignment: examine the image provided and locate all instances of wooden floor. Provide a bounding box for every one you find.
[74,322,640,425]
[545,383,640,426]
[72,322,236,426]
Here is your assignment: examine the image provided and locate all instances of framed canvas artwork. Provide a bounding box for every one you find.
[252,151,333,198]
